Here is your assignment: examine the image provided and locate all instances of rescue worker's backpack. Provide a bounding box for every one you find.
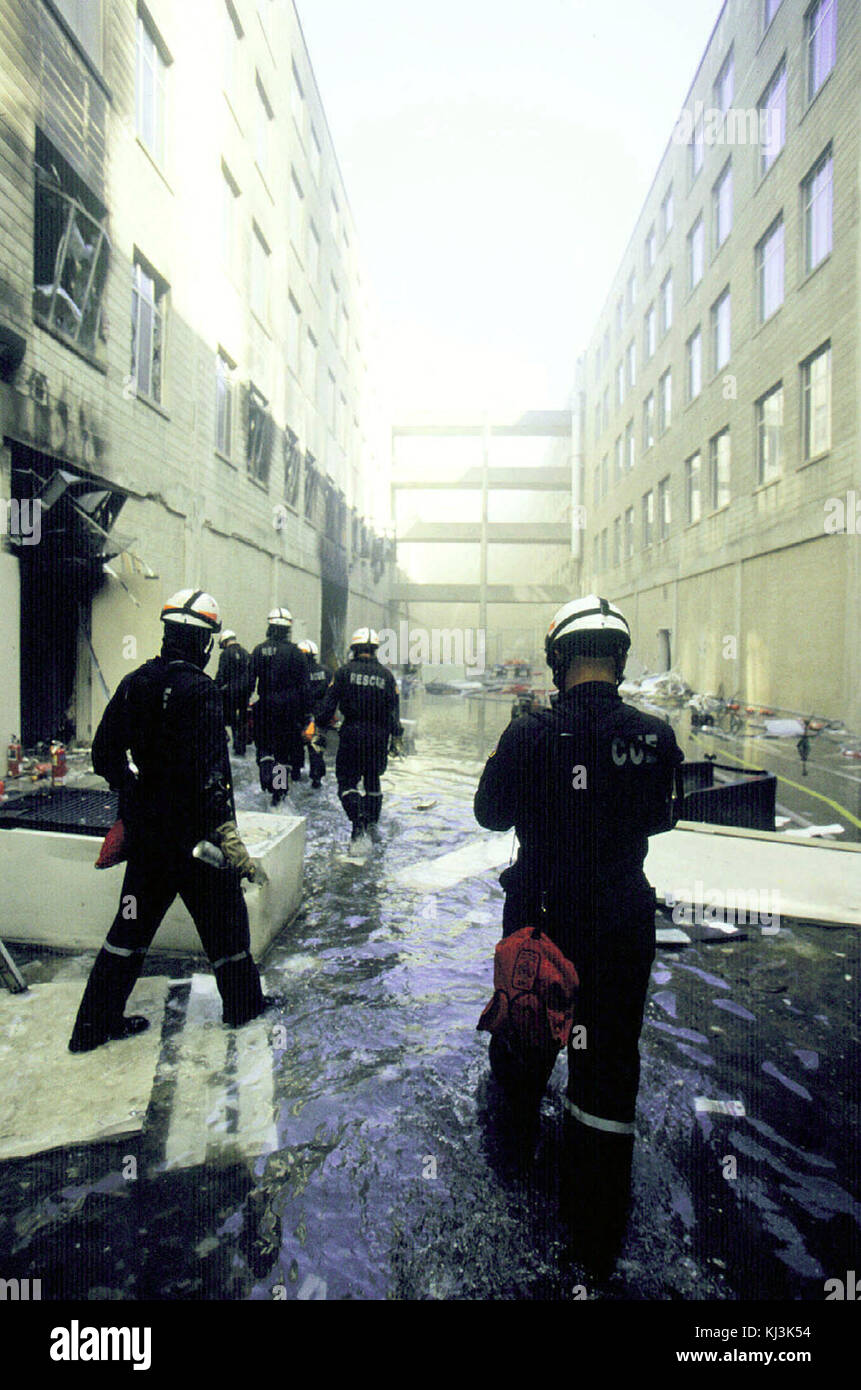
[477,926,579,1089]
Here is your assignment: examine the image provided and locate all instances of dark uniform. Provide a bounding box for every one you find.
[302,651,329,786]
[475,680,682,1139]
[69,654,265,1044]
[216,640,252,755]
[249,633,312,793]
[317,653,402,830]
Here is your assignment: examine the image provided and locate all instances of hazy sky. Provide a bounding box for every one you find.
[296,0,725,414]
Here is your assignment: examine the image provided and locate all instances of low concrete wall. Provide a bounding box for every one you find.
[0,810,305,960]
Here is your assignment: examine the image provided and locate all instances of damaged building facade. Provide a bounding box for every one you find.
[0,0,392,750]
[576,0,860,729]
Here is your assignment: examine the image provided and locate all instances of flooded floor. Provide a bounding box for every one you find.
[0,696,859,1300]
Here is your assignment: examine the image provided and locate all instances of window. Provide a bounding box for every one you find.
[661,185,674,240]
[659,368,672,434]
[251,224,269,323]
[615,298,623,338]
[711,288,731,371]
[287,293,301,375]
[685,454,702,524]
[643,392,655,451]
[215,350,234,456]
[304,328,317,398]
[644,303,656,360]
[327,371,337,435]
[764,0,782,27]
[658,476,671,539]
[594,403,601,442]
[291,59,306,139]
[602,386,609,429]
[759,61,786,176]
[310,126,322,184]
[689,109,704,182]
[757,215,784,321]
[593,464,601,507]
[616,360,624,408]
[601,528,608,570]
[625,418,635,471]
[709,429,731,509]
[136,9,168,166]
[803,149,833,272]
[756,383,784,483]
[688,215,704,290]
[642,491,654,548]
[330,192,340,242]
[246,383,273,484]
[329,274,339,336]
[601,453,609,498]
[613,516,621,567]
[223,0,243,108]
[339,305,349,358]
[593,535,599,573]
[602,327,610,367]
[686,327,702,401]
[131,257,166,402]
[624,507,634,558]
[626,269,637,314]
[801,342,831,459]
[806,0,837,102]
[626,340,636,390]
[32,134,109,354]
[714,48,734,115]
[255,75,273,182]
[659,272,673,335]
[713,160,732,249]
[614,437,623,483]
[644,225,656,272]
[289,168,304,255]
[221,162,240,273]
[53,0,103,68]
[308,220,321,286]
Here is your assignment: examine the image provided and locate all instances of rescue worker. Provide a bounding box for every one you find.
[474,594,683,1263]
[317,627,402,842]
[216,629,252,756]
[297,639,328,788]
[68,590,268,1053]
[249,608,313,803]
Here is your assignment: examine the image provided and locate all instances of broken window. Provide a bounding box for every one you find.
[244,383,273,484]
[131,258,167,402]
[32,135,109,354]
[283,426,302,507]
[215,350,234,456]
[303,452,319,521]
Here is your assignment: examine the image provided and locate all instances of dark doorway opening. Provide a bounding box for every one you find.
[10,443,128,748]
[320,577,347,675]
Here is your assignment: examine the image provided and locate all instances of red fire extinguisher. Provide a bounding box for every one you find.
[51,741,67,786]
[6,736,22,779]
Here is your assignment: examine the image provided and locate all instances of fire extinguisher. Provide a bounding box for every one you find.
[51,741,67,786]
[6,735,22,779]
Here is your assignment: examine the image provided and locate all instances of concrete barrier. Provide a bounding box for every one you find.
[0,810,305,960]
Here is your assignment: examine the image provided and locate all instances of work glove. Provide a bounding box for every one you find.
[214,820,263,883]
[389,734,404,758]
[302,719,316,743]
[311,731,327,754]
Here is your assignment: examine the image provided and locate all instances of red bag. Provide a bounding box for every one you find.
[95,818,127,868]
[477,926,579,1057]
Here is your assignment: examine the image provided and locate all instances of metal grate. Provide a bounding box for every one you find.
[0,786,118,835]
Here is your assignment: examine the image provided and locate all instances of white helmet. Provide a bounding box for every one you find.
[350,627,379,651]
[298,639,319,658]
[161,589,221,632]
[219,629,237,647]
[545,594,630,682]
[267,607,293,628]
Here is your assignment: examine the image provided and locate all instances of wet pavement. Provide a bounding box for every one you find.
[0,695,859,1301]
